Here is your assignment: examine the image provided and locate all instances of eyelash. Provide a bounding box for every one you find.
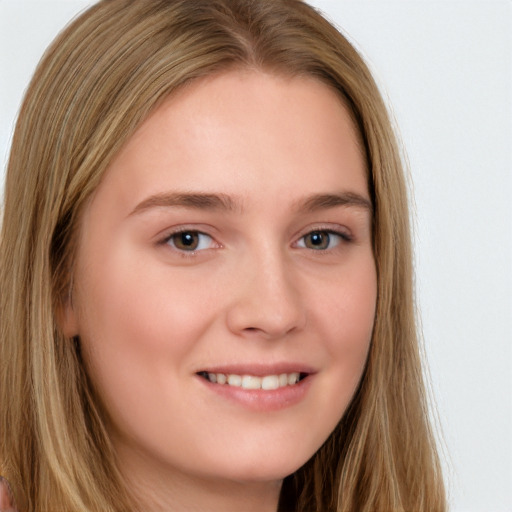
[161,230,217,255]
[159,227,353,257]
[294,229,352,251]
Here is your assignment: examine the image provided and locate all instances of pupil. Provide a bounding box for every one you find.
[311,233,323,245]
[307,231,329,250]
[181,233,195,246]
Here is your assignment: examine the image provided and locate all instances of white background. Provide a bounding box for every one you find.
[1,1,511,511]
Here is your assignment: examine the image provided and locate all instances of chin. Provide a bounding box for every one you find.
[198,442,319,484]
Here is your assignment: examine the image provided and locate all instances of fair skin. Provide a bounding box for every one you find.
[62,70,377,511]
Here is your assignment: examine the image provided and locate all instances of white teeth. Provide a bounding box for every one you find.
[227,374,242,387]
[261,375,279,390]
[205,372,303,389]
[241,375,261,389]
[288,372,299,385]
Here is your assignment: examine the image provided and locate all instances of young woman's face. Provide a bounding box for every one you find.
[64,70,376,491]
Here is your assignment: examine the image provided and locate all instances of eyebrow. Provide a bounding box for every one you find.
[294,192,373,214]
[129,191,372,216]
[129,192,241,216]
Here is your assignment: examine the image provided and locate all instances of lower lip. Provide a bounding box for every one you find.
[197,375,313,412]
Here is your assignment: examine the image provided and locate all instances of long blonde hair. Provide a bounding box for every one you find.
[0,1,446,510]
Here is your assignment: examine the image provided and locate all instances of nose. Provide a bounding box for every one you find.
[225,248,307,340]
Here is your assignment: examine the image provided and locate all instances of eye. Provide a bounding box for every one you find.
[296,230,348,250]
[165,231,215,252]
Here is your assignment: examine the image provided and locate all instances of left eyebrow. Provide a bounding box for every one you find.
[294,192,373,214]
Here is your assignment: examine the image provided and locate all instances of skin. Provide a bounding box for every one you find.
[0,477,17,512]
[62,70,377,511]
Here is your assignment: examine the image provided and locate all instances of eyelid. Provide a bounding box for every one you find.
[158,226,221,255]
[294,224,352,240]
[293,225,353,250]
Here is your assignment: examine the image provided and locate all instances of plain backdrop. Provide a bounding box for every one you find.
[1,1,511,511]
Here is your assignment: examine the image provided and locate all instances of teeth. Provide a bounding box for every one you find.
[261,375,279,390]
[203,372,303,389]
[288,372,299,385]
[242,375,261,389]
[227,374,242,387]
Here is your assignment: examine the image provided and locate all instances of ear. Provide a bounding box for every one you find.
[56,297,79,339]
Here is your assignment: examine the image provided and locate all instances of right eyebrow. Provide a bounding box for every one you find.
[129,192,242,216]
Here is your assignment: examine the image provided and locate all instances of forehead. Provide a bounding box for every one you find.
[88,69,369,218]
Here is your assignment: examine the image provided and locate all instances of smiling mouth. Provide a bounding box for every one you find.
[197,371,308,390]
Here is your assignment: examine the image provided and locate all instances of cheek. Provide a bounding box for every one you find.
[321,253,376,340]
[73,250,219,413]
[76,244,215,350]
[314,258,376,401]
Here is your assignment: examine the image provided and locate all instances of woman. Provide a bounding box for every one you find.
[0,0,446,510]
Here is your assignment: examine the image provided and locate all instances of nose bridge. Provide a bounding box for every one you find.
[226,241,306,339]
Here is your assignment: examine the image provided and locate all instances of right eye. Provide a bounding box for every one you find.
[164,231,215,252]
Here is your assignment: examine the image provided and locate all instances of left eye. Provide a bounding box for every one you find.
[296,230,345,250]
[166,231,214,252]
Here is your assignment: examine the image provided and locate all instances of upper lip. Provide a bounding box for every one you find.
[195,363,316,377]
